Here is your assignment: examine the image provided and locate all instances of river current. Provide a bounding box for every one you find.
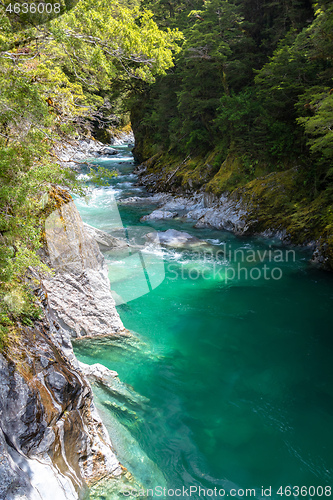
[73,144,333,499]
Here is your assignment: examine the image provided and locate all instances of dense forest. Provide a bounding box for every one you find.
[131,0,333,265]
[1,0,333,342]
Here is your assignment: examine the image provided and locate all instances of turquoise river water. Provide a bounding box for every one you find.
[73,145,333,499]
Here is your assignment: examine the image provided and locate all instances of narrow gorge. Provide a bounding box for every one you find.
[1,0,333,496]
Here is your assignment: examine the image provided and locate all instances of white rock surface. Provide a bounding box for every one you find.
[6,445,79,500]
[139,191,250,234]
[43,201,125,338]
[161,195,203,212]
[110,130,134,146]
[0,311,123,500]
[79,362,119,380]
[99,146,118,156]
[145,229,210,248]
[119,193,171,206]
[141,210,178,221]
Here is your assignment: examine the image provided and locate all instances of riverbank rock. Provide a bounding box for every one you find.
[194,194,250,233]
[134,156,333,269]
[159,195,203,212]
[138,190,249,234]
[43,200,125,338]
[0,194,140,499]
[110,129,134,146]
[54,138,107,168]
[84,223,129,251]
[119,193,171,206]
[141,210,178,221]
[99,146,118,156]
[145,229,210,248]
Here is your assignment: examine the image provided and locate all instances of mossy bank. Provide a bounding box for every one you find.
[131,137,333,270]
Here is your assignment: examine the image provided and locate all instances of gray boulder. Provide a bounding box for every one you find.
[99,147,118,156]
[0,312,122,500]
[83,223,129,251]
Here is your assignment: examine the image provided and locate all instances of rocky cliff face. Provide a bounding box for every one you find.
[0,196,129,499]
[134,159,330,269]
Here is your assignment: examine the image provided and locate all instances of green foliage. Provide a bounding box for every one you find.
[51,0,183,87]
[132,0,318,158]
[131,0,333,264]
[0,0,182,344]
[171,0,255,152]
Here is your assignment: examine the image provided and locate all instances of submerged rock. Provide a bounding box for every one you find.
[79,362,149,409]
[141,210,178,221]
[84,223,129,251]
[145,229,210,248]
